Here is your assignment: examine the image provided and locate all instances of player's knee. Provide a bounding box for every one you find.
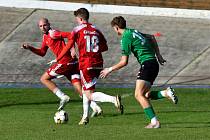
[135,91,144,100]
[86,94,92,100]
[40,77,44,84]
[40,76,47,84]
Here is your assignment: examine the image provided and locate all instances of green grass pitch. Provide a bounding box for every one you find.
[0,88,210,140]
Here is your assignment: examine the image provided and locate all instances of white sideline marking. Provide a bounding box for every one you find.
[0,0,210,19]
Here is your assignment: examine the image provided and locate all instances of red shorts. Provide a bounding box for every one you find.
[47,61,80,84]
[80,68,102,91]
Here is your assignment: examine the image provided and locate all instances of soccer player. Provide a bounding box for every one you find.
[21,18,102,114]
[100,16,178,128]
[56,8,123,125]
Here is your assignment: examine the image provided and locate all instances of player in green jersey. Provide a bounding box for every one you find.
[100,16,178,128]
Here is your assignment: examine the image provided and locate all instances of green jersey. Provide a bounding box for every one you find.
[121,28,156,64]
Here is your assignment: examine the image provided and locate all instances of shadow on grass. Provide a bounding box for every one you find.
[158,110,210,113]
[100,111,144,118]
[118,110,210,116]
[163,122,210,128]
[97,109,210,118]
[0,99,82,108]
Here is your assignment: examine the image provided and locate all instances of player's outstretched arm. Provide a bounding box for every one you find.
[56,39,74,62]
[21,43,48,57]
[98,30,108,52]
[150,35,166,65]
[156,53,166,65]
[21,43,32,49]
[100,55,129,78]
[153,44,166,65]
[56,32,74,62]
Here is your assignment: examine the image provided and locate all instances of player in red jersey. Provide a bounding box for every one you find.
[21,18,102,113]
[56,8,123,125]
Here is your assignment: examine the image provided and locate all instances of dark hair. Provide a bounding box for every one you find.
[74,8,89,20]
[111,16,126,29]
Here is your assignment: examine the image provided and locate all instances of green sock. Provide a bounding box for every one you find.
[150,91,164,100]
[144,106,156,120]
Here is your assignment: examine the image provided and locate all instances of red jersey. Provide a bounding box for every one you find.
[30,29,77,64]
[71,23,108,69]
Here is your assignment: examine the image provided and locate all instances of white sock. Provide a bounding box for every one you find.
[53,88,65,99]
[151,116,158,125]
[91,92,116,104]
[90,101,101,112]
[160,90,167,97]
[82,94,90,118]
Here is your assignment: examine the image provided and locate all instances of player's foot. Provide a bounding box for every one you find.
[91,110,103,118]
[166,87,178,104]
[58,95,70,111]
[145,121,161,129]
[78,117,89,125]
[115,95,124,114]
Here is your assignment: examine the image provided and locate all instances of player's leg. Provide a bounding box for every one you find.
[78,89,91,125]
[136,60,161,128]
[90,91,123,114]
[90,102,103,118]
[40,72,57,92]
[135,80,160,128]
[44,64,70,110]
[147,87,178,104]
[67,63,103,117]
[71,80,102,117]
[71,79,83,97]
[40,72,70,110]
[80,69,123,114]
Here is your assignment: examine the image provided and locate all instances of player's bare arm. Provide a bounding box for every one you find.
[156,53,166,65]
[153,44,166,65]
[100,55,128,78]
[150,36,166,65]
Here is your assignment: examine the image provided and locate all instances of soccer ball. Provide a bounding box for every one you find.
[54,110,68,124]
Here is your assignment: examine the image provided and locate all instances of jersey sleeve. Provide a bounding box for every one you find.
[98,30,108,52]
[49,29,73,40]
[49,29,62,39]
[121,36,132,56]
[56,31,75,62]
[60,31,73,40]
[29,38,48,56]
[142,33,158,48]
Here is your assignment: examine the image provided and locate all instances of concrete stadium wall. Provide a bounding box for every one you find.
[1,1,210,88]
[1,6,210,88]
[55,0,210,10]
[1,0,210,20]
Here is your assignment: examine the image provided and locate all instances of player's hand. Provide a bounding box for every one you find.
[21,43,30,49]
[47,59,57,66]
[100,68,111,79]
[157,54,166,65]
